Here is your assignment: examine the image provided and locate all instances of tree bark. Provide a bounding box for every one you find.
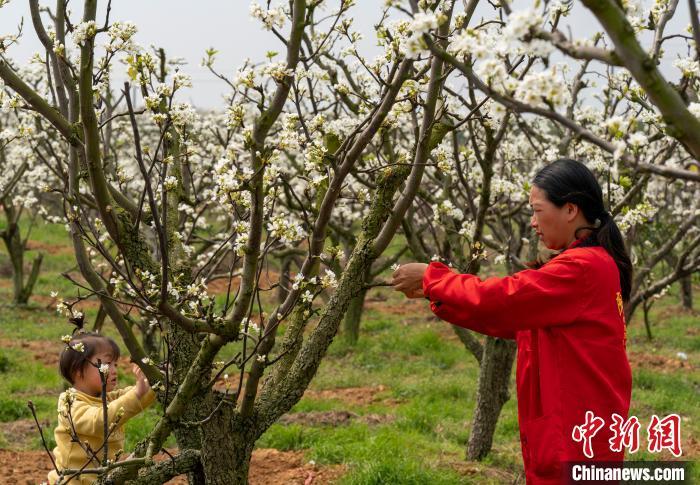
[453,327,483,365]
[643,298,654,341]
[19,253,42,305]
[167,327,207,484]
[200,401,255,485]
[342,266,370,345]
[0,205,42,305]
[680,275,693,309]
[467,336,517,460]
[93,304,108,333]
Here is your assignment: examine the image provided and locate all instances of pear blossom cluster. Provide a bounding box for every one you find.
[249,2,287,31]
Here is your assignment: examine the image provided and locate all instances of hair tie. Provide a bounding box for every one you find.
[593,218,601,229]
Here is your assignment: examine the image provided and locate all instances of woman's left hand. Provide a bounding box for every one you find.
[391,263,429,299]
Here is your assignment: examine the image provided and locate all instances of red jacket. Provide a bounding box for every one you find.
[422,243,632,484]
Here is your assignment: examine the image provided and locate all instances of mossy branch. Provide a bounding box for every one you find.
[256,164,411,430]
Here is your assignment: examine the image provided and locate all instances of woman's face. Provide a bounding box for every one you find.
[529,185,574,250]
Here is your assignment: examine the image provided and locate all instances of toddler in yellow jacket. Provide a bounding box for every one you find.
[47,332,155,484]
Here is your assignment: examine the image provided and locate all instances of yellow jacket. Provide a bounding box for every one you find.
[47,386,156,484]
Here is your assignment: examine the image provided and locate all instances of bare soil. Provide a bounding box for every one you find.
[0,448,344,484]
[24,241,74,256]
[0,419,48,450]
[655,305,699,321]
[0,339,132,369]
[627,350,694,374]
[364,298,431,317]
[303,384,388,407]
[249,448,345,485]
[0,338,63,367]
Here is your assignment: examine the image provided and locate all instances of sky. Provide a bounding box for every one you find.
[0,0,692,109]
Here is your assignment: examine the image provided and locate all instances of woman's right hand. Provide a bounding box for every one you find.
[391,263,428,299]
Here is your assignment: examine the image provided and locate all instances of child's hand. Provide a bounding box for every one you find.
[132,364,151,398]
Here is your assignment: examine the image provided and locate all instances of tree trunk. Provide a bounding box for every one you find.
[342,266,370,345]
[17,253,42,305]
[141,322,159,357]
[200,402,255,484]
[343,289,367,345]
[680,275,693,309]
[453,327,483,365]
[467,336,517,460]
[1,203,43,305]
[1,214,42,305]
[168,325,207,484]
[643,299,654,341]
[93,304,108,332]
[1,218,23,303]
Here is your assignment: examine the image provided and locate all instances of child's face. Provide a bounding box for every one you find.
[74,349,118,396]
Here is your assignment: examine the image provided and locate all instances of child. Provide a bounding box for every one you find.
[47,332,155,484]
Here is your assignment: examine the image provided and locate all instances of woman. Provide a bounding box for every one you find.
[391,159,632,484]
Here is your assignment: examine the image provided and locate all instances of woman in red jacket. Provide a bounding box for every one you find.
[391,159,633,484]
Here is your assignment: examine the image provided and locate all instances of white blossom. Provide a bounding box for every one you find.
[292,272,304,290]
[249,3,287,30]
[320,269,338,289]
[72,21,97,46]
[267,214,305,245]
[673,57,699,78]
[628,132,648,149]
[689,102,700,119]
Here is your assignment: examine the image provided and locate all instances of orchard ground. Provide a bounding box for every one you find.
[0,220,698,484]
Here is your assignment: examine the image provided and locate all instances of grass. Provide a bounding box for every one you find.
[0,218,698,483]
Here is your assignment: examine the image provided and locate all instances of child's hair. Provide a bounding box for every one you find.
[59,332,120,384]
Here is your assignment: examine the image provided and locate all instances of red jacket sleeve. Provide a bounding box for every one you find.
[422,252,590,335]
[429,300,517,339]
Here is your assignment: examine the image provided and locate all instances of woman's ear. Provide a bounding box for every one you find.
[565,202,579,221]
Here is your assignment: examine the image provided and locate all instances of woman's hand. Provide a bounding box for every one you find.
[132,364,151,398]
[391,263,429,299]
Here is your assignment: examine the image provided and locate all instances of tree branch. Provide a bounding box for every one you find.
[534,30,622,65]
[0,59,79,144]
[580,0,700,161]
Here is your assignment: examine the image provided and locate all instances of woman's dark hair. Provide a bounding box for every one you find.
[59,332,120,384]
[533,158,633,302]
